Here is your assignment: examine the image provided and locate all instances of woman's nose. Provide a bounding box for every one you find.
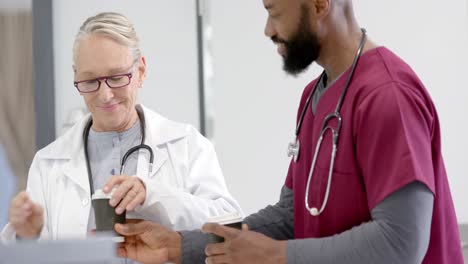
[97,81,114,102]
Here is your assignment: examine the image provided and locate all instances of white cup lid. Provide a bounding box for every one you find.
[91,188,117,200]
[207,212,243,225]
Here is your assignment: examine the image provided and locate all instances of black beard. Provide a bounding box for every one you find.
[274,7,321,76]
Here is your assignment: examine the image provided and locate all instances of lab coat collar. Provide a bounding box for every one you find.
[139,104,190,147]
[135,105,190,179]
[36,104,190,193]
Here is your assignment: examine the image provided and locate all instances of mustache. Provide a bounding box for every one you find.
[271,36,287,45]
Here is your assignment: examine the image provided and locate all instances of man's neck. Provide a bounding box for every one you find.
[317,27,378,84]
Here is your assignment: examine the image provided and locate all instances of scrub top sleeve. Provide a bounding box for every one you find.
[354,82,436,210]
[244,185,294,240]
[179,229,210,264]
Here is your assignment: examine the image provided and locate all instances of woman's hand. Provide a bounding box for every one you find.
[8,191,44,238]
[104,175,146,214]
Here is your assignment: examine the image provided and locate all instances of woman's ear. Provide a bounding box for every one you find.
[138,56,147,87]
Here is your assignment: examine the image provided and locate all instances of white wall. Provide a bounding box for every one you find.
[210,1,319,215]
[210,0,468,223]
[52,0,200,135]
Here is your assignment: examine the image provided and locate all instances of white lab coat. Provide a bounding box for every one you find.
[1,105,242,241]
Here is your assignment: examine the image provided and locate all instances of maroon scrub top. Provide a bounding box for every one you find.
[285,47,463,263]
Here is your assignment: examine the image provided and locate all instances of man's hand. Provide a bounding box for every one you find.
[8,191,44,238]
[115,220,182,264]
[203,223,287,264]
[104,175,146,214]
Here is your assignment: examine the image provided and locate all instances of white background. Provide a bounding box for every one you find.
[50,0,468,222]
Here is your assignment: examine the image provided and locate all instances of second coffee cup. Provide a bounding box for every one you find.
[206,212,243,243]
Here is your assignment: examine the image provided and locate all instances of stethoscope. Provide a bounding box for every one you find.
[287,28,367,216]
[83,104,154,196]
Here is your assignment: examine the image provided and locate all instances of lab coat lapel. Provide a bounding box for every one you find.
[62,148,91,195]
[136,107,167,179]
[136,146,167,179]
[135,105,189,179]
[56,116,92,196]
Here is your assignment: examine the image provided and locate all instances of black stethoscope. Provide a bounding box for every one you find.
[287,28,367,216]
[83,105,154,196]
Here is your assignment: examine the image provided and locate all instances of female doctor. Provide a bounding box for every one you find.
[1,12,241,241]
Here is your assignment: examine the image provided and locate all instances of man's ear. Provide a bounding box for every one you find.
[311,0,331,19]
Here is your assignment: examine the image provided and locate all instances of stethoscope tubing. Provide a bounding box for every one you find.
[298,29,368,216]
[83,105,154,196]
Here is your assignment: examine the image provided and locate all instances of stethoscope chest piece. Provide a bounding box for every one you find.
[287,137,300,162]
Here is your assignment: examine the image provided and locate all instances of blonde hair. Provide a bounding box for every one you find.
[73,12,141,63]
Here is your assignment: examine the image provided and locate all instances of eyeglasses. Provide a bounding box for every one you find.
[74,72,133,93]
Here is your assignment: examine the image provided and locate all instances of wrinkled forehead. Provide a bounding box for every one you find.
[74,34,134,75]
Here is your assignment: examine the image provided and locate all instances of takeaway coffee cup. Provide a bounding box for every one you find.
[91,188,126,235]
[206,212,243,243]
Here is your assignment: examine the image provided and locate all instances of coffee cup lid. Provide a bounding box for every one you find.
[207,212,243,225]
[91,188,116,200]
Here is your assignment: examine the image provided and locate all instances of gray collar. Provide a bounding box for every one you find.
[89,120,141,141]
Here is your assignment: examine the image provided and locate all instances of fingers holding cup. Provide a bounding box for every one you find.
[110,176,146,214]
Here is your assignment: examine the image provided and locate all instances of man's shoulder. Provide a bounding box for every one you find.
[353,47,425,100]
[370,47,420,85]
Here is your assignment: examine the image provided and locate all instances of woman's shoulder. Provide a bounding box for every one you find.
[142,106,209,146]
[35,115,90,160]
